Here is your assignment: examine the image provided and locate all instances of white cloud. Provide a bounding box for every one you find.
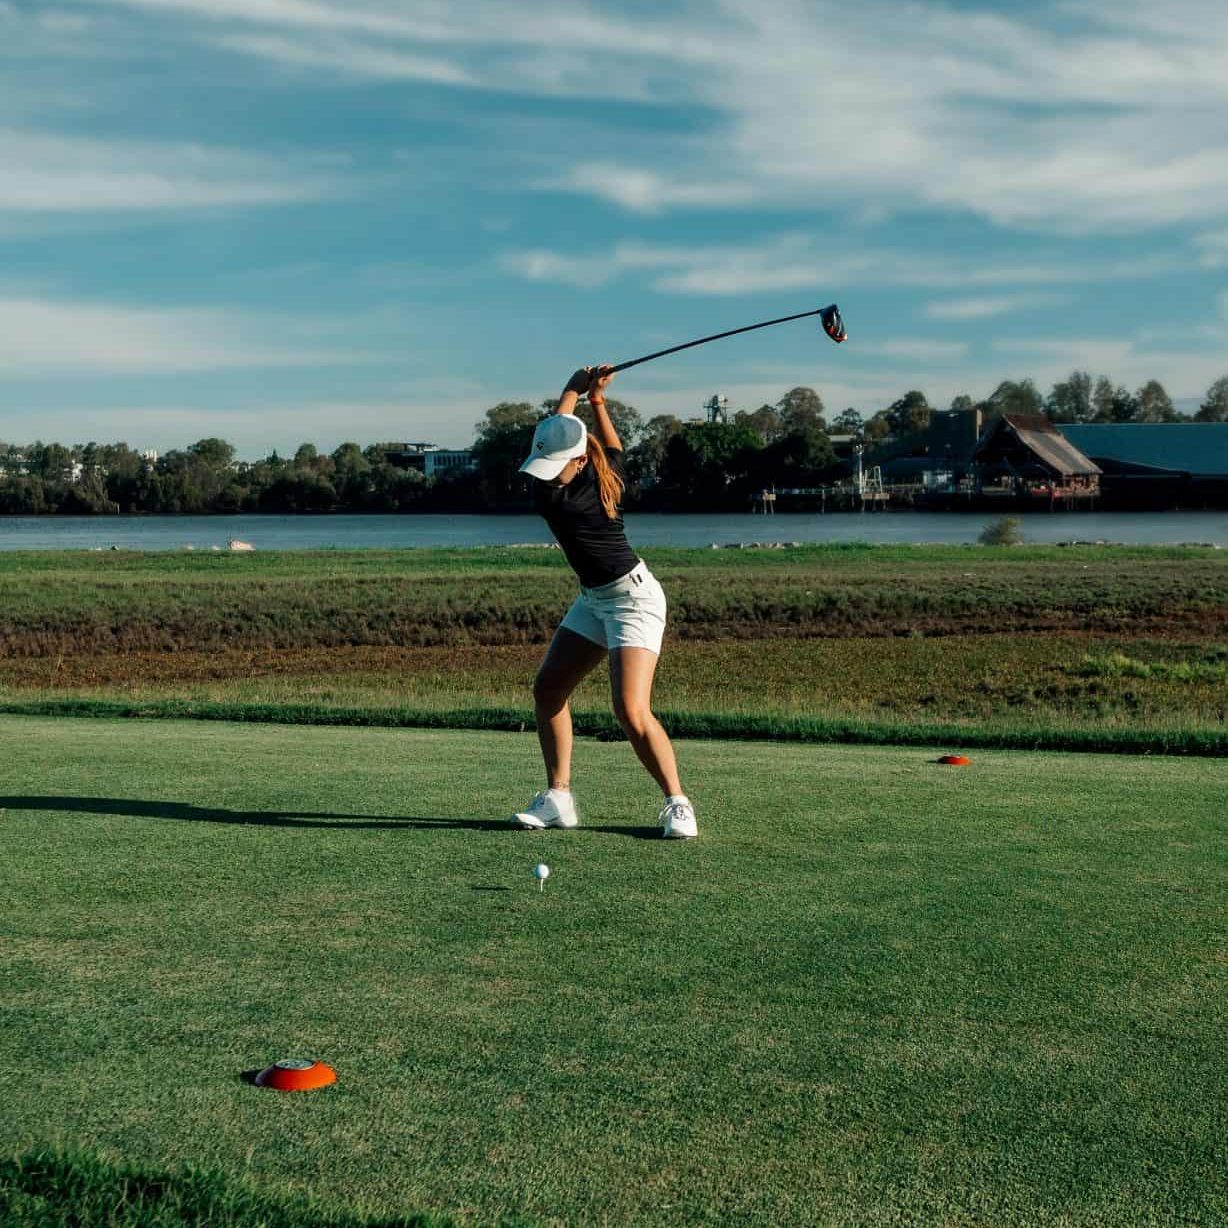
[502,234,1185,298]
[925,294,1063,321]
[3,398,489,454]
[36,10,94,34]
[0,130,336,213]
[0,296,372,374]
[57,1,1228,232]
[500,250,610,289]
[857,340,969,363]
[211,33,473,85]
[1195,229,1228,268]
[993,337,1137,372]
[543,164,757,215]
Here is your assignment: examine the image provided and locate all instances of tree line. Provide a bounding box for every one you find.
[3,372,1227,515]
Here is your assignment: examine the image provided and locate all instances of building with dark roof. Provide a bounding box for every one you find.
[971,414,1101,508]
[1059,423,1228,508]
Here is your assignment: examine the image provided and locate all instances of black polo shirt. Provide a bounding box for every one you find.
[533,447,639,588]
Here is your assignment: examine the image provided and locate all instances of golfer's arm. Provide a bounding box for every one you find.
[590,399,621,451]
[554,390,580,416]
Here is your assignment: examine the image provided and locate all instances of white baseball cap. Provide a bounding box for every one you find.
[519,414,588,481]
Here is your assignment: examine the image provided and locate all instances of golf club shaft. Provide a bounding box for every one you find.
[607,306,837,374]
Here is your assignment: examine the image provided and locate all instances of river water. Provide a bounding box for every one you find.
[0,510,1224,551]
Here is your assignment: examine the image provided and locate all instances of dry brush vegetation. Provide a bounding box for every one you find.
[1,544,1225,750]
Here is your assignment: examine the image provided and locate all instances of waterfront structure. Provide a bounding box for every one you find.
[1060,423,1228,508]
[972,415,1101,508]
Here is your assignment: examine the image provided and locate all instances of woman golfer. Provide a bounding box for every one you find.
[511,365,697,839]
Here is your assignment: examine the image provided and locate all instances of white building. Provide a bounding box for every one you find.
[384,443,476,478]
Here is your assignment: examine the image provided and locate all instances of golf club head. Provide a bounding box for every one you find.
[819,304,847,344]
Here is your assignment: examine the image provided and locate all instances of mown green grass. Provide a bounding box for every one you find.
[0,1149,460,1228]
[2,716,1225,1226]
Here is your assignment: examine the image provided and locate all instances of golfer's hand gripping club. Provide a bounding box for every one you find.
[561,365,615,404]
[563,368,593,396]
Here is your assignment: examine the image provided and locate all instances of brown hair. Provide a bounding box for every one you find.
[586,435,624,519]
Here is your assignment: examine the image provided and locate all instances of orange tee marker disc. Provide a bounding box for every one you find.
[937,754,971,766]
[254,1059,337,1091]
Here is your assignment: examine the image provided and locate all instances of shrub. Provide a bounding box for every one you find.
[979,516,1024,546]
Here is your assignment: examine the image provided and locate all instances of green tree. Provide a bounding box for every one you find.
[656,422,762,509]
[1091,376,1116,422]
[366,464,426,512]
[1134,379,1178,423]
[734,404,785,445]
[188,438,236,471]
[776,386,826,433]
[0,475,48,514]
[59,468,119,515]
[755,427,835,488]
[331,442,372,507]
[626,414,684,495]
[884,390,931,435]
[986,380,1043,418]
[1109,385,1139,423]
[1194,376,1228,422]
[259,469,340,513]
[830,407,863,436]
[948,394,975,412]
[1046,371,1092,423]
[863,412,892,443]
[33,442,72,481]
[471,401,542,508]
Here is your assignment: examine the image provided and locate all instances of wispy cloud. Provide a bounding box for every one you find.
[993,337,1137,372]
[987,332,1228,400]
[925,294,1064,321]
[0,295,373,374]
[54,1,1228,233]
[0,130,338,213]
[857,340,969,363]
[502,234,1182,297]
[211,32,474,85]
[1195,229,1228,268]
[6,396,501,453]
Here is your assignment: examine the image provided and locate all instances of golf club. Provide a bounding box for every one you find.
[602,303,846,376]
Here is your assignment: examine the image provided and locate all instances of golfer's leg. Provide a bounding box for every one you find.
[534,627,606,789]
[609,647,683,797]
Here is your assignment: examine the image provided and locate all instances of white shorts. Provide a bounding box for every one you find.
[559,560,668,655]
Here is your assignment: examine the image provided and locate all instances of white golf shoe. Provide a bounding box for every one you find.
[660,795,698,840]
[513,788,579,830]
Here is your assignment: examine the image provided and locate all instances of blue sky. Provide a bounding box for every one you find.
[2,0,1226,455]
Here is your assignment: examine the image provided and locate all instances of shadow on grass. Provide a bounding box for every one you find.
[0,795,660,837]
[0,794,506,831]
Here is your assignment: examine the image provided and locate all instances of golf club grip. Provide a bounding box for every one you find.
[607,307,831,374]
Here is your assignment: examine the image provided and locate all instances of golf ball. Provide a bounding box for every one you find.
[533,863,550,881]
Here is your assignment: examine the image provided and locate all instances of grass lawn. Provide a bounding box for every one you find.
[1,716,1224,1226]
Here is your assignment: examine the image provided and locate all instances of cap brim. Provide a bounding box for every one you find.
[519,454,571,480]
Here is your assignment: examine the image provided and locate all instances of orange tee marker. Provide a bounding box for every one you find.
[254,1059,337,1091]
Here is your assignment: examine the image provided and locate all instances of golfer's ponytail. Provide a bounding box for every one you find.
[587,436,624,520]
